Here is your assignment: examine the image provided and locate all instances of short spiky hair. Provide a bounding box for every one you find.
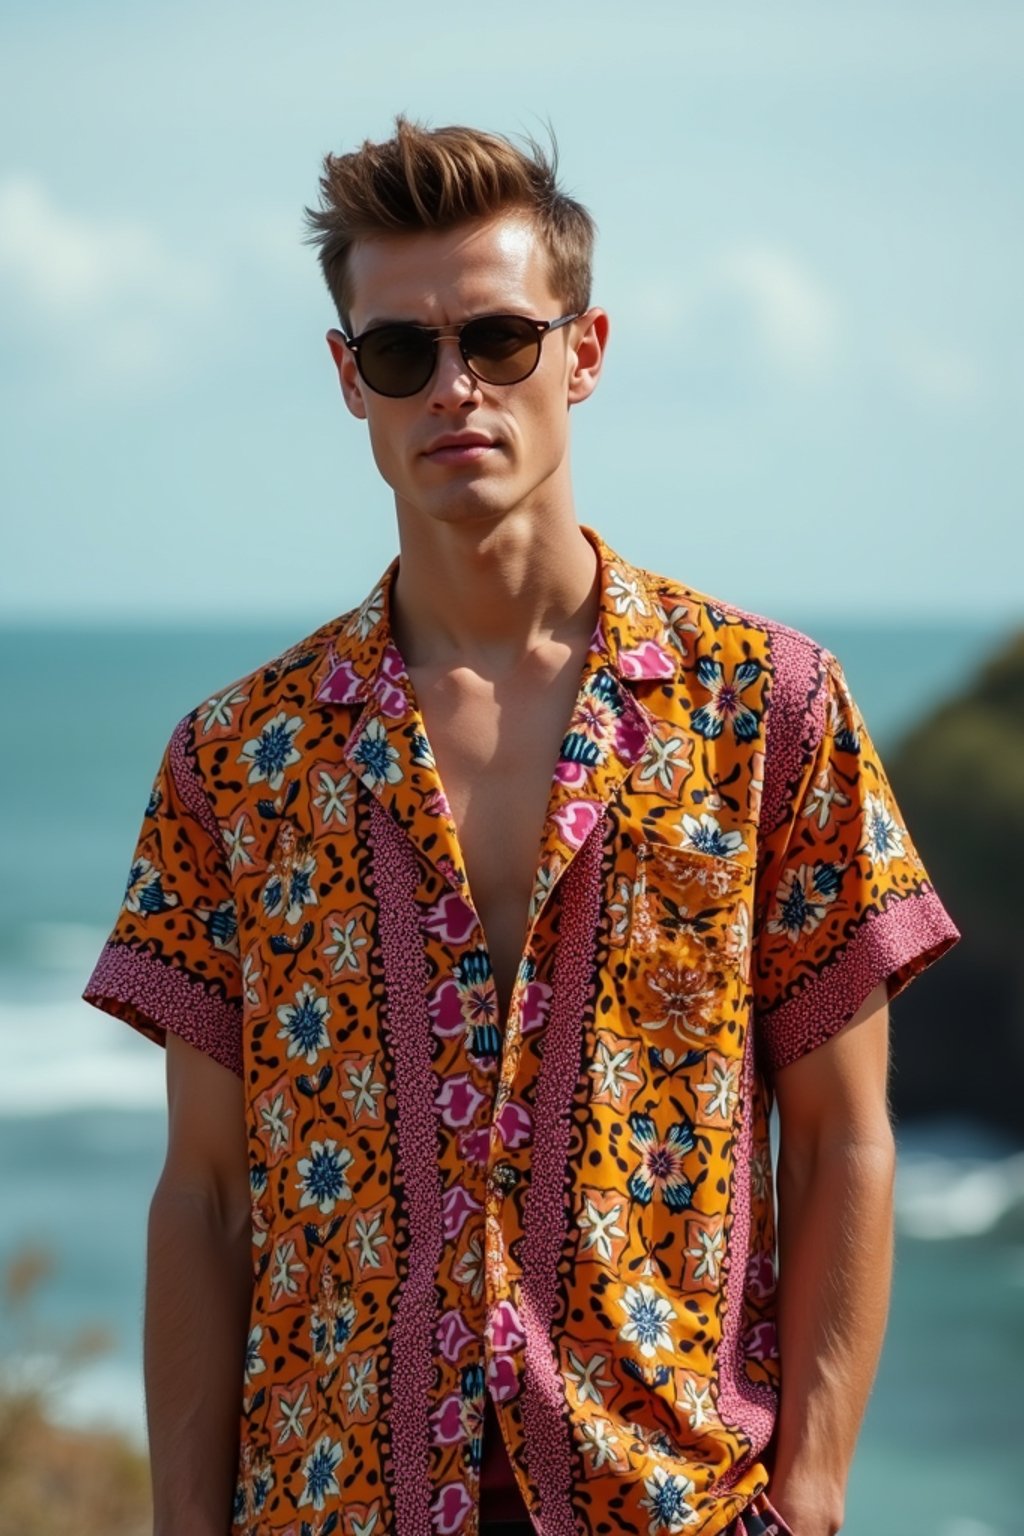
[304,115,596,332]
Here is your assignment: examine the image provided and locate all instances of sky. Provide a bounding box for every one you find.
[1,0,1021,628]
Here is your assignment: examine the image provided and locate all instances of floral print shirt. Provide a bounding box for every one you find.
[84,527,959,1536]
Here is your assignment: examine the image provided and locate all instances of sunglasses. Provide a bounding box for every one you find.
[340,311,581,398]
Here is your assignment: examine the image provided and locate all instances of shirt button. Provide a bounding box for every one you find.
[488,1162,521,1195]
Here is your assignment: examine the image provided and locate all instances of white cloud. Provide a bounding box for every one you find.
[0,174,216,386]
[714,245,841,378]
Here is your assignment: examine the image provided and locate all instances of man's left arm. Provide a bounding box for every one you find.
[767,979,896,1536]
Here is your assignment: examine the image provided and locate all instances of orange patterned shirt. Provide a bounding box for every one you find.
[84,527,959,1536]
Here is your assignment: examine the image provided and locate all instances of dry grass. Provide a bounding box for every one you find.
[0,1244,152,1536]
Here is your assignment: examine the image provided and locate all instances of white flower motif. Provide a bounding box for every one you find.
[238,711,304,790]
[686,1226,724,1285]
[348,1210,389,1271]
[640,1464,699,1532]
[453,1233,485,1301]
[241,950,262,1008]
[297,1433,344,1512]
[606,567,649,618]
[680,1377,713,1430]
[244,1324,266,1385]
[347,584,385,642]
[272,1380,312,1444]
[695,1062,739,1121]
[767,863,840,942]
[676,811,748,859]
[344,1356,377,1415]
[579,1415,621,1470]
[588,1038,642,1102]
[577,1196,627,1264]
[313,768,354,826]
[269,1238,305,1303]
[296,1138,354,1215]
[638,735,692,793]
[860,791,907,871]
[802,766,851,832]
[564,1349,616,1407]
[259,1090,295,1154]
[617,1282,677,1360]
[276,983,331,1065]
[325,917,369,975]
[222,812,256,871]
[341,1059,384,1121]
[199,684,248,733]
[351,716,402,789]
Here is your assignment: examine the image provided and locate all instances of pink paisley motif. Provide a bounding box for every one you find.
[428,978,466,1038]
[744,1319,779,1361]
[487,1299,526,1354]
[380,642,410,685]
[432,1392,466,1445]
[614,709,650,763]
[435,1073,487,1129]
[519,979,553,1034]
[423,787,451,818]
[436,1308,476,1364]
[373,677,408,719]
[551,799,602,850]
[617,639,677,680]
[458,1126,492,1164]
[554,759,589,788]
[746,1250,777,1301]
[495,1098,533,1150]
[431,1480,474,1535]
[316,656,364,705]
[442,1184,483,1241]
[423,892,478,946]
[487,1353,520,1402]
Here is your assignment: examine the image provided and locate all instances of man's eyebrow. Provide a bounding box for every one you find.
[356,308,518,333]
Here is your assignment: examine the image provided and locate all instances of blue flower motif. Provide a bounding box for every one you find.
[628,1112,696,1212]
[277,983,331,1066]
[690,656,762,743]
[238,711,304,790]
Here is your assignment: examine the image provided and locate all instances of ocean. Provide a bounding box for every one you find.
[1,619,1021,1536]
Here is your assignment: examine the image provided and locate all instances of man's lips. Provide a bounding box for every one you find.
[422,434,498,465]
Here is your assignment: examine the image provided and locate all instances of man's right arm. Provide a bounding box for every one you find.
[145,1030,253,1536]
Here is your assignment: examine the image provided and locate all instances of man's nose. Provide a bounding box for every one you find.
[425,334,482,408]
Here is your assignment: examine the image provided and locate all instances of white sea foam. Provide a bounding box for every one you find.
[0,993,166,1115]
[895,1147,1024,1241]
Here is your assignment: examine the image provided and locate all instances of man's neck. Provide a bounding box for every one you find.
[389,506,600,675]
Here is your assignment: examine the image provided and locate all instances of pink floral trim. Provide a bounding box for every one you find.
[758,885,961,1072]
[368,799,443,1536]
[169,714,224,846]
[715,1026,778,1488]
[83,941,243,1077]
[519,816,606,1536]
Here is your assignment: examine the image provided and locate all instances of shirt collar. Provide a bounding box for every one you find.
[313,524,681,708]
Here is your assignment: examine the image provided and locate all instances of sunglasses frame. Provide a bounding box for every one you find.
[341,311,582,398]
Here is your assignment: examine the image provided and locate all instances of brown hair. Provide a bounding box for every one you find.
[303,115,596,331]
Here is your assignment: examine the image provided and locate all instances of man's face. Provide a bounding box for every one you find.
[327,212,607,531]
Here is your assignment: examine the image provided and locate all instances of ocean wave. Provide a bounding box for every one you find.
[895,1147,1024,1241]
[0,995,165,1115]
[0,921,111,980]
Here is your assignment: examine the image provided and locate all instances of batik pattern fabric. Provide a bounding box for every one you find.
[84,528,960,1536]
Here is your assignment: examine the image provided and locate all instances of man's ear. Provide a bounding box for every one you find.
[566,308,609,407]
[326,329,368,421]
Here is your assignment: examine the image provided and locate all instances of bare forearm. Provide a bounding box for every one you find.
[771,1132,896,1535]
[145,1183,253,1536]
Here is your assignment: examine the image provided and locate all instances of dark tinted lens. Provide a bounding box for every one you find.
[358,326,435,396]
[461,316,540,384]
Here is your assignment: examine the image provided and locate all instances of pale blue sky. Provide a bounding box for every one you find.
[1,0,1021,626]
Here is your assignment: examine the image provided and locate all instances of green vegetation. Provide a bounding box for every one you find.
[887,627,1024,1138]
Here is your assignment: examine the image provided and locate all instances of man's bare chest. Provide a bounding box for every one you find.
[408,657,585,1015]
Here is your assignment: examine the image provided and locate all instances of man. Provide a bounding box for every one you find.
[84,117,960,1536]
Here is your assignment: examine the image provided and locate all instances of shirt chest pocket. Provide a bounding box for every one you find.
[627,840,750,1052]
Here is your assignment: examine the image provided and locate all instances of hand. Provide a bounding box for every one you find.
[763,1481,844,1536]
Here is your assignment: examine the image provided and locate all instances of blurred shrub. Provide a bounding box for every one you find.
[0,1243,151,1536]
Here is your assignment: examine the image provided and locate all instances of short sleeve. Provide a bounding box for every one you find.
[752,649,961,1073]
[83,715,244,1077]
